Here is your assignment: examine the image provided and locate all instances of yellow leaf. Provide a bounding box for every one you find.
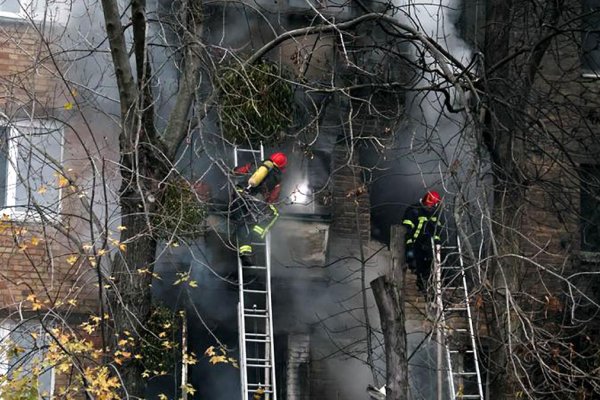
[117,225,127,231]
[36,185,47,194]
[26,293,36,302]
[119,243,127,251]
[55,173,69,188]
[189,280,198,288]
[30,236,40,246]
[31,301,43,311]
[204,346,215,356]
[158,394,168,400]
[97,249,107,256]
[117,339,128,347]
[67,299,77,306]
[64,102,73,110]
[182,383,196,395]
[81,323,95,335]
[82,243,93,251]
[66,255,78,265]
[209,355,227,364]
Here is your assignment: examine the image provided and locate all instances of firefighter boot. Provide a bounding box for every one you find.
[239,244,255,266]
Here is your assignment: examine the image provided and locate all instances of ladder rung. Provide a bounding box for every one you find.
[248,383,272,388]
[244,308,267,313]
[250,242,266,246]
[243,289,268,294]
[247,357,271,362]
[247,363,272,368]
[456,396,481,399]
[248,389,274,394]
[236,148,262,153]
[453,371,478,376]
[245,338,270,343]
[243,265,267,270]
[244,313,268,318]
[449,350,474,353]
[246,332,268,337]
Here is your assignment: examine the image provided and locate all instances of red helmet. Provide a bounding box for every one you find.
[422,190,441,207]
[270,152,287,169]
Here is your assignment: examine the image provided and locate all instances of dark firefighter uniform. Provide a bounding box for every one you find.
[402,191,443,292]
[232,153,286,266]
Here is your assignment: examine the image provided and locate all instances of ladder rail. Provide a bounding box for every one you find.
[238,279,248,400]
[265,234,277,399]
[435,237,484,400]
[434,242,456,399]
[456,237,485,399]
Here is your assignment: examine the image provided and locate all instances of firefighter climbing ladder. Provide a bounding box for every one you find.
[234,145,277,400]
[433,236,484,400]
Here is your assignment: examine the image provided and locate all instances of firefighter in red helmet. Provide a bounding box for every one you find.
[232,152,287,266]
[402,190,443,293]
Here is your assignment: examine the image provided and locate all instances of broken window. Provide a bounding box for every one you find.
[580,164,600,252]
[583,0,600,76]
[0,121,64,219]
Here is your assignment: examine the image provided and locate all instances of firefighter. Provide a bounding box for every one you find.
[232,152,287,266]
[402,190,443,293]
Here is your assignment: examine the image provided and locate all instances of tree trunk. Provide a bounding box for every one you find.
[109,192,158,399]
[371,225,409,400]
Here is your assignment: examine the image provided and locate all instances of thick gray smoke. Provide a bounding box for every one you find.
[380,1,476,398]
[371,0,477,242]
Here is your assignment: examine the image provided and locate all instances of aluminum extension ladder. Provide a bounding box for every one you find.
[234,145,277,400]
[433,237,484,400]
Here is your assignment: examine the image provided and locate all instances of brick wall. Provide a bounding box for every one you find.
[286,333,310,400]
[330,139,371,241]
[0,18,63,115]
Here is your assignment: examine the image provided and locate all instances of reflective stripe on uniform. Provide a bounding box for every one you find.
[413,216,429,239]
[434,235,441,241]
[406,238,414,245]
[430,216,437,222]
[402,219,415,228]
[253,225,265,235]
[239,245,253,254]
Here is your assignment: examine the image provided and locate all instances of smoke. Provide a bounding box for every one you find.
[370,0,477,242]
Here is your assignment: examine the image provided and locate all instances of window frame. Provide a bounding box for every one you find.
[0,319,55,399]
[0,119,64,221]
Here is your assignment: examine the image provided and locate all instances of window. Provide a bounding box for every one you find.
[0,121,64,219]
[0,320,54,398]
[0,0,69,23]
[582,0,600,76]
[580,164,600,252]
